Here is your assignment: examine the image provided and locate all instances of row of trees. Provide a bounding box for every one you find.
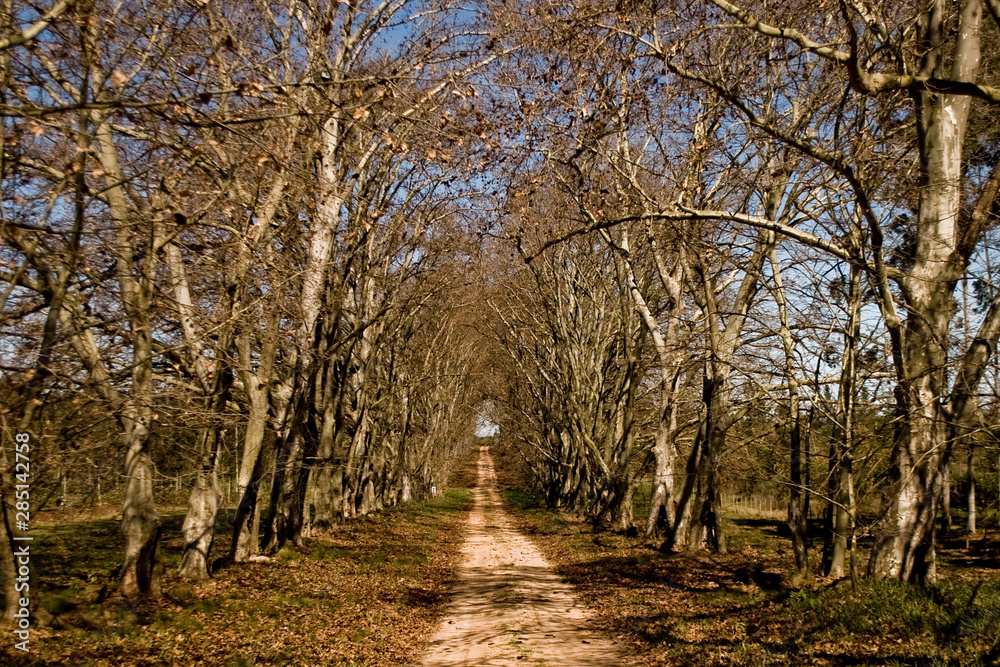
[0,0,492,615]
[483,0,1000,584]
[5,0,1000,620]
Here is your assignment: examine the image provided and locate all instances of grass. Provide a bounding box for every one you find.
[501,487,542,511]
[498,485,1000,667]
[805,577,1000,637]
[2,482,474,666]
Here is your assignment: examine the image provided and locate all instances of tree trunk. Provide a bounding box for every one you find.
[663,422,701,552]
[686,442,725,553]
[769,244,808,578]
[942,464,952,534]
[309,399,339,533]
[787,418,808,579]
[867,306,951,582]
[967,445,976,535]
[601,230,683,540]
[685,371,727,554]
[120,415,161,598]
[264,424,314,551]
[868,0,982,583]
[677,229,773,554]
[825,456,852,579]
[231,316,278,561]
[825,263,861,578]
[230,437,271,563]
[236,368,270,498]
[646,416,676,538]
[306,280,352,530]
[231,409,268,560]
[610,477,637,532]
[400,471,412,503]
[179,351,233,578]
[179,429,223,578]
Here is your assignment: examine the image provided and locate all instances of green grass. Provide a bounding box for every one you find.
[437,488,473,508]
[499,487,580,539]
[807,577,1000,639]
[501,487,541,511]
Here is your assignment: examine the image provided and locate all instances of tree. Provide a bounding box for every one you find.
[564,0,1000,581]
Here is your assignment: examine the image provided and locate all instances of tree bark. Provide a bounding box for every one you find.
[968,446,977,535]
[769,244,808,578]
[119,412,160,598]
[230,437,271,563]
[178,429,222,579]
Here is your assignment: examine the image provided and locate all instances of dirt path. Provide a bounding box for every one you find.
[419,447,623,666]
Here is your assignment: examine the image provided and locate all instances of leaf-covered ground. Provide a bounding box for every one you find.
[500,489,1000,667]
[3,486,473,666]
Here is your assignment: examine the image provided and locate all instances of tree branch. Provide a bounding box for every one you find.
[0,0,79,52]
[711,0,1000,104]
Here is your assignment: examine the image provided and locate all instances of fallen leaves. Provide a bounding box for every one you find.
[499,487,1000,667]
[13,488,473,667]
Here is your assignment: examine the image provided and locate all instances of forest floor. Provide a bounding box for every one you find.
[418,446,623,666]
[7,456,1000,667]
[499,489,1000,666]
[2,463,477,666]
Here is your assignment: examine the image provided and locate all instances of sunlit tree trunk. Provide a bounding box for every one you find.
[769,245,808,579]
[91,109,161,596]
[967,446,977,535]
[868,0,982,582]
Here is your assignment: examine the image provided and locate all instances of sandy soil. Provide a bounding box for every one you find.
[418,447,623,666]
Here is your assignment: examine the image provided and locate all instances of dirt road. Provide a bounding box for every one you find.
[418,447,623,666]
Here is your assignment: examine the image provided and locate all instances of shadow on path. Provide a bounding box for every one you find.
[418,446,623,666]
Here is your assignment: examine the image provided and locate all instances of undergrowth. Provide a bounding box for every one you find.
[500,485,1000,667]
[2,486,474,666]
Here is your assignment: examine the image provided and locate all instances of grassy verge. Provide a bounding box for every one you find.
[3,488,472,666]
[499,486,1000,667]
